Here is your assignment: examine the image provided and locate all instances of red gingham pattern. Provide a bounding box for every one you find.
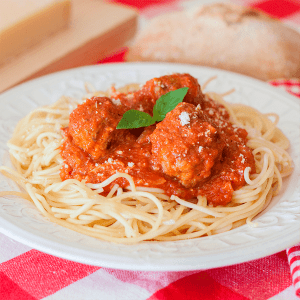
[1,0,300,299]
[287,244,300,297]
[269,78,300,98]
[251,0,300,18]
[0,249,100,299]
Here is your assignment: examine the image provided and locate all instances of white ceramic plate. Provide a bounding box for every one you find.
[0,63,299,271]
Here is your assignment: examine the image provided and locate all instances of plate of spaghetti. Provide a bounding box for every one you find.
[0,63,299,271]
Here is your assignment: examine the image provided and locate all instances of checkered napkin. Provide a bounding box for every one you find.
[269,79,300,98]
[287,243,300,297]
[0,234,298,300]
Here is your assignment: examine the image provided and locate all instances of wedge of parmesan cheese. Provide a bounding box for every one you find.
[0,0,71,65]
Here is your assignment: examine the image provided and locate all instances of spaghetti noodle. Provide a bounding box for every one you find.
[0,76,293,244]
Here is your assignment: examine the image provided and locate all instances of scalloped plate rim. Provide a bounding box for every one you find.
[0,62,299,271]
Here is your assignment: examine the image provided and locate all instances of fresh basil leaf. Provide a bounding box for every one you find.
[116,110,154,129]
[116,87,189,129]
[153,87,189,122]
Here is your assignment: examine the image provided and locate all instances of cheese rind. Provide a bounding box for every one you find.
[0,0,71,66]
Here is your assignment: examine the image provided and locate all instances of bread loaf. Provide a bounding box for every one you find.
[126,3,300,81]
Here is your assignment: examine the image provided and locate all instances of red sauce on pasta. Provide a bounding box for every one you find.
[60,74,255,206]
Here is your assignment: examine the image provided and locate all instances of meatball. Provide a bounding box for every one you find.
[150,102,224,188]
[142,73,205,106]
[111,73,205,115]
[68,97,125,160]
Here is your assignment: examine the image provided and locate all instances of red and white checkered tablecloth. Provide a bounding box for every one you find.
[1,0,300,299]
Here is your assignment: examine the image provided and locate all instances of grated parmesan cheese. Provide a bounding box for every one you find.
[179,111,190,126]
[239,153,245,163]
[205,129,211,137]
[111,98,121,106]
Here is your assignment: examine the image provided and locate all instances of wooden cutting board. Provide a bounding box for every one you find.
[0,0,138,93]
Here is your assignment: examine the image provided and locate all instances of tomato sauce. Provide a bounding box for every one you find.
[60,74,255,206]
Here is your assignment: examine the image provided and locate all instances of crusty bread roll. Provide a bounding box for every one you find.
[126,3,300,81]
